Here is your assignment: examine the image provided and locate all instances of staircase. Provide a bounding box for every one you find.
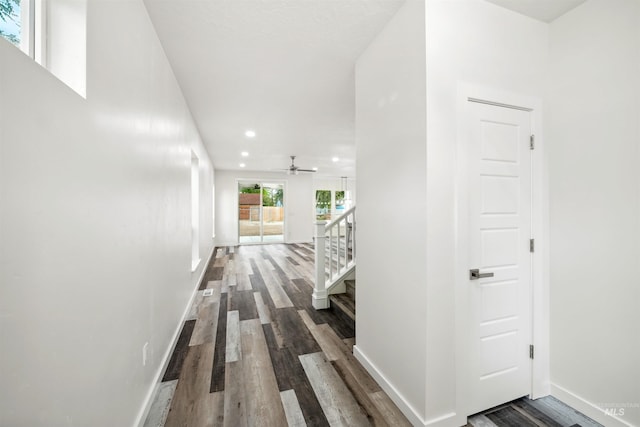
[312,206,356,310]
[329,279,355,326]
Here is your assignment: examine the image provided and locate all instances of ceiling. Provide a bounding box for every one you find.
[484,0,587,23]
[143,0,406,178]
[144,0,587,178]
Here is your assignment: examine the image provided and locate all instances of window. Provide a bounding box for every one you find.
[191,151,200,272]
[1,0,86,97]
[0,0,22,48]
[315,190,332,220]
[238,182,285,244]
[335,191,345,212]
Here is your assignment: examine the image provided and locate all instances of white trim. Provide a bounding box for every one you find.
[467,97,532,112]
[236,178,287,245]
[281,240,313,245]
[354,346,462,427]
[19,0,33,56]
[34,0,47,67]
[327,267,355,296]
[353,346,427,427]
[528,92,550,401]
[191,151,200,269]
[551,383,635,427]
[214,240,315,247]
[423,412,459,427]
[133,244,216,427]
[214,240,240,247]
[455,83,549,420]
[211,169,216,239]
[191,258,201,273]
[311,289,329,310]
[325,263,356,294]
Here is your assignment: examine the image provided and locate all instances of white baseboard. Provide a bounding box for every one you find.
[214,240,313,247]
[353,345,463,427]
[311,289,330,309]
[353,345,426,426]
[551,382,636,427]
[423,412,460,427]
[133,244,216,427]
[214,240,238,247]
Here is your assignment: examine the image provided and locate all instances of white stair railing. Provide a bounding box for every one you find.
[313,206,356,309]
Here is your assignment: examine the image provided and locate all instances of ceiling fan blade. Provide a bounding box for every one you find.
[279,156,315,173]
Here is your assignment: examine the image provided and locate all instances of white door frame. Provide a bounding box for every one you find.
[454,83,549,421]
[236,178,287,245]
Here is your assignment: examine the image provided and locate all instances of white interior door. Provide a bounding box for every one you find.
[466,101,532,414]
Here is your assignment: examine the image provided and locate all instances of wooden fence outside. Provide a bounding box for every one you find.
[239,206,284,222]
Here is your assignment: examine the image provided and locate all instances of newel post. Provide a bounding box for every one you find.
[313,221,329,309]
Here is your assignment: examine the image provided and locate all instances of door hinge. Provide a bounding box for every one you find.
[530,238,535,253]
[529,344,535,359]
[530,135,535,150]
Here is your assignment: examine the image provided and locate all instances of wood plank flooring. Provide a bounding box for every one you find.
[467,396,603,427]
[146,243,602,427]
[145,244,412,427]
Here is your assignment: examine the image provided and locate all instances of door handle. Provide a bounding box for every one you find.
[469,269,494,280]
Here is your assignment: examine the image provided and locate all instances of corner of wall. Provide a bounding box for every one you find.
[353,346,426,427]
[551,383,635,427]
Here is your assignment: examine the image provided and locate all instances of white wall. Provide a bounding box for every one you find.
[214,170,314,246]
[0,1,214,426]
[360,1,639,426]
[425,2,548,424]
[548,1,640,425]
[355,1,428,423]
[355,0,547,424]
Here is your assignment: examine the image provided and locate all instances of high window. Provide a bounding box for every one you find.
[0,0,86,97]
[0,1,22,48]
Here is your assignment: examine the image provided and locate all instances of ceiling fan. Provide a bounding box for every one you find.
[281,155,316,175]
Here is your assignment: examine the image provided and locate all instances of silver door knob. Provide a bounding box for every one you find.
[469,269,494,280]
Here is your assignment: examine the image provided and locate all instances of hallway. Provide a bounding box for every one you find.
[144,244,411,426]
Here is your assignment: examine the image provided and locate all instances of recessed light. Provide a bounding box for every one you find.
[241,151,249,157]
[239,163,246,168]
[332,157,339,162]
[312,167,318,171]
[245,130,256,138]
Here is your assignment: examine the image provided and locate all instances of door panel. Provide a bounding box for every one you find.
[481,121,520,162]
[467,101,532,414]
[481,176,519,214]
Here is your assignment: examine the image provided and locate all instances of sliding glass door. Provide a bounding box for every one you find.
[238,181,284,244]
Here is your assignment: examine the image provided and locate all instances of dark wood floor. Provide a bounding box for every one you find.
[144,244,411,427]
[467,396,603,427]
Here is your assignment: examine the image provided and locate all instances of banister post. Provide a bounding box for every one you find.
[313,220,329,309]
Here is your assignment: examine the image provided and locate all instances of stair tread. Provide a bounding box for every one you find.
[329,293,355,321]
